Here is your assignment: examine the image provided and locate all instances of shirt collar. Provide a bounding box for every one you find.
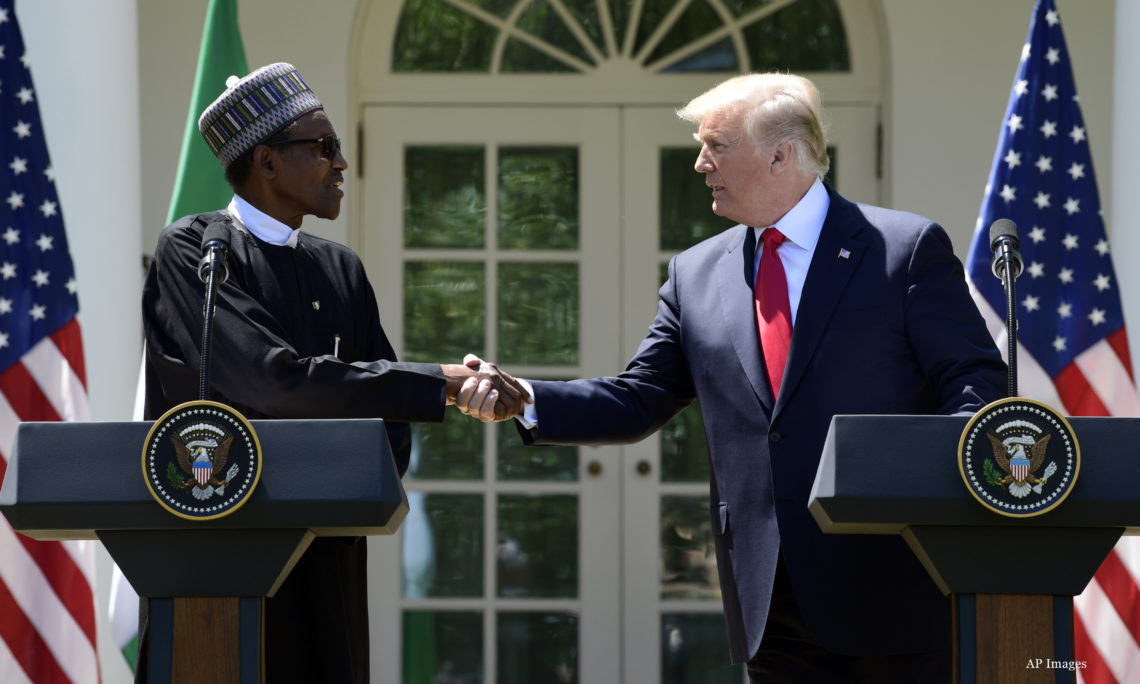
[755,176,829,251]
[227,195,301,248]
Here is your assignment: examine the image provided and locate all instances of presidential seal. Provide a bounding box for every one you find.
[142,400,262,521]
[958,398,1079,518]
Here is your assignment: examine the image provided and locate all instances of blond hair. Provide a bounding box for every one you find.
[677,73,831,179]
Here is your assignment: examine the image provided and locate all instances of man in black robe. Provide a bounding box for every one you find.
[141,62,523,683]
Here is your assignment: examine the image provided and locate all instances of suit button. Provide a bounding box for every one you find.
[769,431,782,443]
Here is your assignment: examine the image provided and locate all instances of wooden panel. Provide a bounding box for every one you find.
[974,594,1054,683]
[171,597,242,684]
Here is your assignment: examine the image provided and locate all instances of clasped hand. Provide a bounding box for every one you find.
[443,354,530,422]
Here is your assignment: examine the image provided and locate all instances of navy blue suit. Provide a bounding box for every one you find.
[522,186,1006,663]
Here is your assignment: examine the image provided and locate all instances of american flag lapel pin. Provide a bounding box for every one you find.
[838,248,851,260]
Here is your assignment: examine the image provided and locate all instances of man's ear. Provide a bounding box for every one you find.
[770,141,795,174]
[252,145,276,178]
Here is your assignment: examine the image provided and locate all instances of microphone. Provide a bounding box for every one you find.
[198,223,230,285]
[988,218,1020,398]
[197,222,230,400]
[989,218,1022,281]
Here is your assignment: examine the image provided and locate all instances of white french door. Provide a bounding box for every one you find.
[359,102,877,683]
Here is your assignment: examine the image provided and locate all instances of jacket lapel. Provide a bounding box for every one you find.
[774,188,866,415]
[717,225,774,413]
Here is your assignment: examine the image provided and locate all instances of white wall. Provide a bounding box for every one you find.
[881,0,1114,255]
[1113,0,1140,385]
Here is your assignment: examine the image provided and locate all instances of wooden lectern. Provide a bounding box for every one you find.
[0,419,407,684]
[809,414,1140,683]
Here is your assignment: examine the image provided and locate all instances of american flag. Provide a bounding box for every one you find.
[0,2,99,683]
[966,1,1140,681]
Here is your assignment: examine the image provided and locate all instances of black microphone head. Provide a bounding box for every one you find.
[202,223,231,250]
[199,223,231,284]
[989,218,1019,250]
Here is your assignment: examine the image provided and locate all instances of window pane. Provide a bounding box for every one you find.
[404,261,485,362]
[661,613,741,684]
[405,146,485,248]
[393,0,495,72]
[659,147,733,251]
[498,147,579,250]
[403,610,483,684]
[661,38,738,73]
[498,494,578,598]
[562,0,606,53]
[502,38,577,73]
[660,495,720,600]
[403,493,484,597]
[498,612,578,684]
[498,263,579,365]
[497,420,578,481]
[744,0,850,72]
[502,0,592,73]
[646,0,734,70]
[465,0,517,18]
[409,410,484,480]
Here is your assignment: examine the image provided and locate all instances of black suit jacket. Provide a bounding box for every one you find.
[523,186,1006,662]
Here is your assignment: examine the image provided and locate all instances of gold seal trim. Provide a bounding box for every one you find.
[141,400,262,521]
[958,397,1080,518]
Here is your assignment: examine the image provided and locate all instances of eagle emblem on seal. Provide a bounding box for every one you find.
[171,422,240,501]
[985,421,1057,498]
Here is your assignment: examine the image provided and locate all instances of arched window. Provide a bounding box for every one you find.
[391,0,850,74]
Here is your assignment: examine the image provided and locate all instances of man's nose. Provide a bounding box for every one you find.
[694,148,713,172]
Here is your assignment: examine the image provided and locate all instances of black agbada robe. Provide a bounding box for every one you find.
[141,211,446,683]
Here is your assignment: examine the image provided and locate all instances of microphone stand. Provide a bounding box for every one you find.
[1000,255,1018,399]
[199,247,226,401]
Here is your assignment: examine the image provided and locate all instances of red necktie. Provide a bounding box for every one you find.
[755,228,792,398]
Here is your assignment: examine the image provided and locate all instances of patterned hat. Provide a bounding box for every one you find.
[198,62,323,168]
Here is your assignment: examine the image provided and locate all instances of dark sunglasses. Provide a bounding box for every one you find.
[266,133,341,160]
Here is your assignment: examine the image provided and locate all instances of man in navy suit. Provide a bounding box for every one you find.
[457,73,1006,682]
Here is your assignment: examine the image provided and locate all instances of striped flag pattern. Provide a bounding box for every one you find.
[965,1,1140,682]
[0,2,99,682]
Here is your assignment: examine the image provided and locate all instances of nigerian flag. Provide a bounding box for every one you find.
[165,0,248,224]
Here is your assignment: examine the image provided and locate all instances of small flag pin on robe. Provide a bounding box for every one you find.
[838,248,851,259]
[312,300,321,310]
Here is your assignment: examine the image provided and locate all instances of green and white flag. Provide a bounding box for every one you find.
[166,0,248,224]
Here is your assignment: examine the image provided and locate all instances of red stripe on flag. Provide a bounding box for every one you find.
[50,319,87,388]
[15,535,97,647]
[1053,364,1110,416]
[0,362,62,422]
[1093,550,1140,647]
[1107,327,1134,380]
[0,573,72,684]
[1074,610,1118,684]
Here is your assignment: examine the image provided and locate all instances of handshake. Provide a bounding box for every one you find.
[442,354,530,422]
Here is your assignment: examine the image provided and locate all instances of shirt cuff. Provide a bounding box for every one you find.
[516,378,538,429]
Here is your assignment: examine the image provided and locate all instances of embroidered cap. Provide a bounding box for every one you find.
[198,62,323,169]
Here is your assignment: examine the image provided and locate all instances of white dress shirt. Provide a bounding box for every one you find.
[751,176,829,325]
[227,194,301,248]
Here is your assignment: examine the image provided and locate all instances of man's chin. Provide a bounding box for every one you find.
[318,202,342,221]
